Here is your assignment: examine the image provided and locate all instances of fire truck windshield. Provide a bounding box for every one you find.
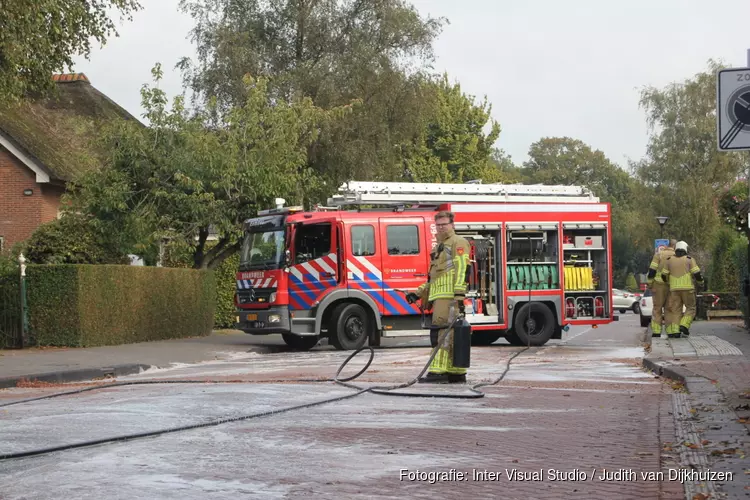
[239,229,285,271]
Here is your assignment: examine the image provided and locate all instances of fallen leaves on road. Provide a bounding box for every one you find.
[692,494,709,500]
[15,378,112,389]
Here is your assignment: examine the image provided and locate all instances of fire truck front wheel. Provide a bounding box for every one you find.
[513,303,555,346]
[329,303,370,351]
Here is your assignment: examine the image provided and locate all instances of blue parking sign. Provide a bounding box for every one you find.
[654,239,669,252]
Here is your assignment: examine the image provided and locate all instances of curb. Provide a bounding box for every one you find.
[0,363,152,390]
[641,357,693,386]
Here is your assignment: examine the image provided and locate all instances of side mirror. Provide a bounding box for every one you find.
[283,249,292,272]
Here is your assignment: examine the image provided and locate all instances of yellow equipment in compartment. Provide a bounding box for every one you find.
[563,265,594,291]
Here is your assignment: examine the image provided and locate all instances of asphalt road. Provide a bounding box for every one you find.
[1,312,685,499]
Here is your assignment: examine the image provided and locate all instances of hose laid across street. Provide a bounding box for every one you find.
[0,321,529,461]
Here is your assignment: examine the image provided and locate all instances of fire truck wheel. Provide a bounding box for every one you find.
[513,303,555,346]
[470,330,503,346]
[281,334,320,351]
[329,303,370,351]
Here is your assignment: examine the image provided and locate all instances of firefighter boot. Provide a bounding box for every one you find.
[651,321,662,338]
[680,326,690,337]
[418,372,451,384]
[447,374,466,383]
[665,323,681,339]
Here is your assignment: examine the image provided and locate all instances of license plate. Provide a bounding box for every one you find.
[246,313,257,321]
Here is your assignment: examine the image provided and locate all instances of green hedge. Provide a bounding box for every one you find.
[213,253,239,328]
[733,241,749,328]
[161,242,239,329]
[26,264,216,347]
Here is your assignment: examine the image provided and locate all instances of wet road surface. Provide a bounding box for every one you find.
[0,312,686,499]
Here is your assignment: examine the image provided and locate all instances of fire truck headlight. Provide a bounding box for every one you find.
[269,292,277,303]
[268,314,281,323]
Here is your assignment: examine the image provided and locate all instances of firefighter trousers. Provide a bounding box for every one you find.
[650,282,669,334]
[665,289,696,335]
[428,299,466,376]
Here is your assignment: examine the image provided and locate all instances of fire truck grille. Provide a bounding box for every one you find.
[236,288,276,305]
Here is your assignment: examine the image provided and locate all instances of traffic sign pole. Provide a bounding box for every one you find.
[747,49,750,306]
[716,50,750,307]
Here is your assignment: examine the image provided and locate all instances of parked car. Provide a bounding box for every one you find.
[639,288,687,328]
[639,289,654,327]
[612,288,641,314]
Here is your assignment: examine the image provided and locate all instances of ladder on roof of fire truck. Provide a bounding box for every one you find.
[326,181,599,206]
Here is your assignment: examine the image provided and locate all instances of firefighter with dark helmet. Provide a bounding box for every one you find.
[405,210,471,383]
[646,239,677,337]
[660,240,704,337]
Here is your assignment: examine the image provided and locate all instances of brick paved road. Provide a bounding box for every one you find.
[646,319,750,499]
[0,314,689,499]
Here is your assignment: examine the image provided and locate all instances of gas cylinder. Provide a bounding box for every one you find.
[594,296,604,317]
[565,297,576,318]
[452,317,472,368]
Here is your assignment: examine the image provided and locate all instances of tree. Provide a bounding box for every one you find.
[709,227,742,292]
[521,136,655,280]
[718,180,749,234]
[66,64,350,269]
[489,149,525,183]
[523,137,634,204]
[402,74,502,183]
[633,60,748,252]
[0,0,141,101]
[178,0,444,108]
[21,213,129,265]
[177,0,448,196]
[625,273,638,292]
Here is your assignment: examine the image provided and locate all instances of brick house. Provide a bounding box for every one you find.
[0,73,139,252]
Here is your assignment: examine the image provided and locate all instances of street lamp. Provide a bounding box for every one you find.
[656,216,669,239]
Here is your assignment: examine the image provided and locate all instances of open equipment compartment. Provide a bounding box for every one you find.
[561,222,610,319]
[459,230,503,323]
[505,222,560,292]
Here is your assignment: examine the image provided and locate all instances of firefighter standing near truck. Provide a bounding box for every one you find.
[646,239,677,337]
[406,211,471,384]
[661,240,705,337]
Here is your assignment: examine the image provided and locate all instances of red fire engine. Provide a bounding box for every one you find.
[235,181,615,351]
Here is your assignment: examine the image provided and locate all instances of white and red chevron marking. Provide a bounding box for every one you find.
[236,278,278,289]
[353,255,382,280]
[290,253,338,281]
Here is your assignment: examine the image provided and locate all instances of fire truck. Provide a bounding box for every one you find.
[234,181,615,351]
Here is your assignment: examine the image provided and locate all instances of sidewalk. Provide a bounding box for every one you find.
[642,319,750,499]
[0,330,277,389]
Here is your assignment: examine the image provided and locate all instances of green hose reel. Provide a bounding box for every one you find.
[507,264,559,290]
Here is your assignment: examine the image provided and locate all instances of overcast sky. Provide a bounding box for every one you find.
[71,0,750,170]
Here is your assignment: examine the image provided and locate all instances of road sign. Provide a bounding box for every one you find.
[654,239,669,252]
[717,68,750,151]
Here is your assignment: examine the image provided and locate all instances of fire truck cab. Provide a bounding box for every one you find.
[235,181,615,351]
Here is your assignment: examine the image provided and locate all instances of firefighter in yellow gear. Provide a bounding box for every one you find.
[406,210,471,384]
[646,239,677,336]
[660,241,704,337]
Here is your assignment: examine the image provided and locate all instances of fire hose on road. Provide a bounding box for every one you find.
[0,244,545,461]
[0,315,530,461]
